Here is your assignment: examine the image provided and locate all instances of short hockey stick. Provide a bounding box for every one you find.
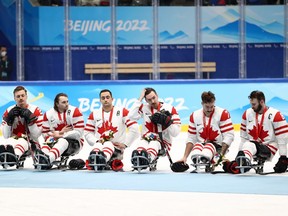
[157,124,173,166]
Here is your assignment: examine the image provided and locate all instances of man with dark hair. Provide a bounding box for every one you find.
[232,90,288,173]
[36,93,85,170]
[173,91,234,172]
[84,89,140,171]
[0,86,42,168]
[0,45,12,81]
[128,87,181,171]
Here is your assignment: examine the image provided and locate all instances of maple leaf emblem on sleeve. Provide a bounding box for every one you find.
[199,127,219,141]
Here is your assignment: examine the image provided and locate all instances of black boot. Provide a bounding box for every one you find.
[6,145,18,165]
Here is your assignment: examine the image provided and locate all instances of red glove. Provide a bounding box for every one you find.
[85,159,93,170]
[111,159,123,171]
[222,160,240,174]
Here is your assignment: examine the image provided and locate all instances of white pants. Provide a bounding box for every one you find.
[133,139,162,162]
[190,142,217,162]
[241,141,277,162]
[91,141,115,162]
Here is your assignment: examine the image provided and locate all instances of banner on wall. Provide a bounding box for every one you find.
[1,81,288,127]
[34,6,285,45]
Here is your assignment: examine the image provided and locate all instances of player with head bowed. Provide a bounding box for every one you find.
[128,87,181,171]
[35,93,85,170]
[0,86,42,168]
[226,90,288,174]
[84,89,140,171]
[172,91,235,173]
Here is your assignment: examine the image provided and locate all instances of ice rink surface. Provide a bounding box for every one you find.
[1,132,288,216]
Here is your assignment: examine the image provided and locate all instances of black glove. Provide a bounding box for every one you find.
[171,161,189,172]
[274,156,288,173]
[69,159,85,170]
[222,160,240,174]
[3,106,22,126]
[151,111,172,128]
[20,108,37,125]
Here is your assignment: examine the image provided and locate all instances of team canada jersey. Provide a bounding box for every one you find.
[84,106,139,147]
[42,105,84,146]
[186,106,234,146]
[1,104,43,141]
[240,107,288,146]
[128,100,181,146]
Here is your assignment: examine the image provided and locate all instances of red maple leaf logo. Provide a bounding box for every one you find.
[199,126,219,142]
[12,121,26,135]
[248,125,258,141]
[145,121,155,133]
[248,125,269,142]
[55,123,67,131]
[97,121,118,135]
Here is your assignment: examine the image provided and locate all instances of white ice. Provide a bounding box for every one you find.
[0,132,288,216]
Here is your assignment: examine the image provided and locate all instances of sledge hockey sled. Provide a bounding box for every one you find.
[131,149,166,173]
[235,155,265,174]
[0,150,30,170]
[87,152,108,172]
[34,151,71,171]
[190,154,213,173]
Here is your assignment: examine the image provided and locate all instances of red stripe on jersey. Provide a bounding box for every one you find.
[273,112,286,122]
[274,124,288,132]
[85,123,95,129]
[171,107,178,115]
[122,108,129,117]
[275,129,288,136]
[84,128,95,132]
[189,125,196,130]
[190,113,195,124]
[242,111,247,120]
[220,110,231,121]
[188,130,196,134]
[126,121,137,128]
[139,104,143,113]
[220,122,233,129]
[221,127,234,133]
[72,108,83,118]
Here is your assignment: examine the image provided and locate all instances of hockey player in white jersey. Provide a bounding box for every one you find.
[36,93,85,170]
[172,91,234,172]
[229,90,288,174]
[84,89,140,171]
[0,86,43,168]
[128,87,181,171]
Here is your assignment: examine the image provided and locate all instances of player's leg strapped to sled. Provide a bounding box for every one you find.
[224,141,272,174]
[87,141,124,172]
[131,139,162,172]
[170,142,224,173]
[189,142,222,173]
[0,136,40,170]
[34,138,81,170]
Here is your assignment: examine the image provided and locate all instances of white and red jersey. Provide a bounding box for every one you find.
[186,106,234,146]
[42,105,84,146]
[84,106,139,147]
[1,104,43,142]
[128,100,181,147]
[240,107,288,152]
